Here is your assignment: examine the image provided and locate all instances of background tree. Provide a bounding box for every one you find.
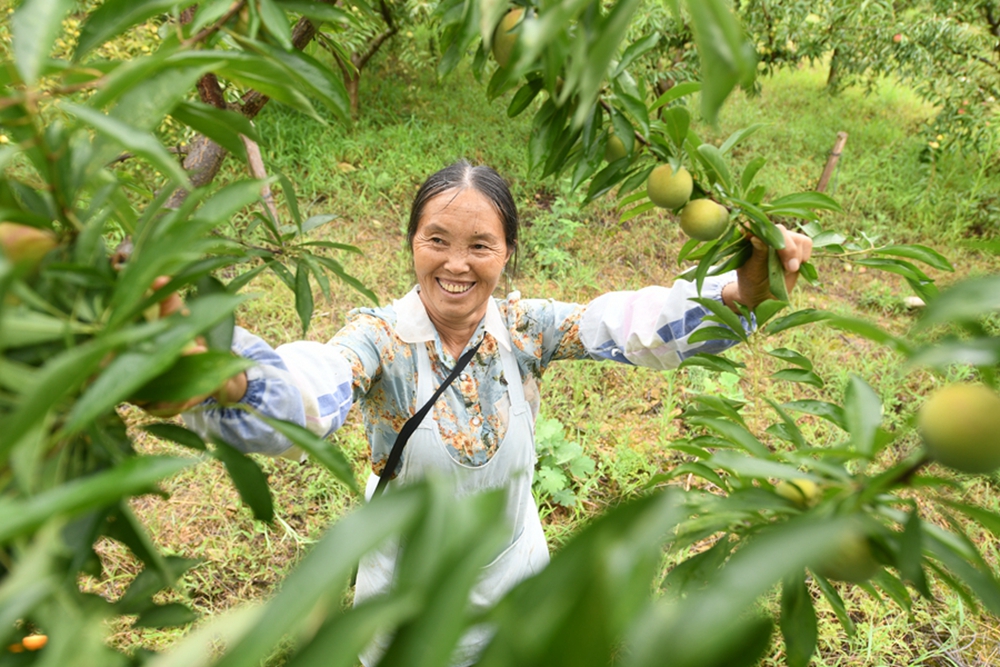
[1,1,1000,666]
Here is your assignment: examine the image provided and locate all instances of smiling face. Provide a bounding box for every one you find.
[412,187,511,339]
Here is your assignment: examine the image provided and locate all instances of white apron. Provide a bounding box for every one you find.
[355,299,549,667]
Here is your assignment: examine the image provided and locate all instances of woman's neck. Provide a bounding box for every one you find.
[435,321,478,359]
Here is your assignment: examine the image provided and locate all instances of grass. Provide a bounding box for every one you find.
[97,52,1000,664]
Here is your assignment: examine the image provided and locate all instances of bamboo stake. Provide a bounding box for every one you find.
[816,131,848,193]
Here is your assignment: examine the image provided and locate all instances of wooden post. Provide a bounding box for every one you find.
[816,132,848,193]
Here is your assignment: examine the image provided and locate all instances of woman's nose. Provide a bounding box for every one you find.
[443,249,470,272]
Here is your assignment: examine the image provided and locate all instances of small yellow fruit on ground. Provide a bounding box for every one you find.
[21,635,47,651]
[0,222,57,267]
[679,199,729,241]
[646,164,693,209]
[775,478,820,507]
[815,531,880,583]
[492,8,523,69]
[604,134,627,162]
[918,383,1000,474]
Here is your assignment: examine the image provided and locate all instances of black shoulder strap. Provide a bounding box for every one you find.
[373,339,483,497]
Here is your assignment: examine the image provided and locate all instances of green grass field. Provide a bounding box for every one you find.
[110,53,1000,665]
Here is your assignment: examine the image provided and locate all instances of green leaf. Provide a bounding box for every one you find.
[662,106,691,151]
[11,0,74,85]
[0,323,162,457]
[899,509,931,597]
[241,41,349,121]
[844,375,881,458]
[130,352,254,403]
[763,309,831,336]
[685,0,756,123]
[690,297,748,342]
[62,103,190,187]
[171,101,260,162]
[720,124,764,155]
[783,400,846,430]
[696,144,733,191]
[261,418,358,493]
[752,299,786,327]
[767,246,790,303]
[918,276,1000,328]
[679,353,745,375]
[768,191,842,213]
[780,573,817,667]
[767,348,812,370]
[772,368,823,388]
[686,418,770,458]
[908,338,1000,370]
[740,156,767,193]
[507,76,544,118]
[75,0,198,60]
[812,574,855,635]
[143,423,207,451]
[212,441,274,522]
[257,0,293,49]
[65,294,248,435]
[295,259,314,335]
[650,81,701,111]
[727,196,784,248]
[620,200,657,223]
[687,325,746,345]
[924,533,1000,615]
[608,32,655,77]
[872,244,955,271]
[213,486,426,667]
[0,456,194,544]
[826,315,913,356]
[853,257,931,283]
[275,0,352,24]
[0,309,93,348]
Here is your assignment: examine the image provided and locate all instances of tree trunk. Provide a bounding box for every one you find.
[827,47,841,89]
[167,17,320,207]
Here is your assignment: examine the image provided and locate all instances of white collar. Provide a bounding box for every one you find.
[392,286,511,352]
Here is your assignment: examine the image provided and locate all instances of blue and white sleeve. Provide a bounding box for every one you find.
[182,327,354,456]
[578,271,753,370]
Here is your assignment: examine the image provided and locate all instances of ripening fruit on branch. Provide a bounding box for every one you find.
[492,8,524,69]
[918,383,1000,474]
[21,635,47,651]
[814,531,880,583]
[775,478,820,508]
[0,222,57,268]
[646,164,692,209]
[679,199,729,241]
[604,134,627,163]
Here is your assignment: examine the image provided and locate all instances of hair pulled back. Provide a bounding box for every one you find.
[406,160,519,279]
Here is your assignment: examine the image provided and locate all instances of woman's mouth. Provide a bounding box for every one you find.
[437,278,474,295]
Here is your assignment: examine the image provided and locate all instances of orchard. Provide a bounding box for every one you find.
[1,1,1000,667]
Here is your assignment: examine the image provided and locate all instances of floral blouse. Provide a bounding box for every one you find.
[182,273,749,476]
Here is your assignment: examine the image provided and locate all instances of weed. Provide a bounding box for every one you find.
[533,414,596,509]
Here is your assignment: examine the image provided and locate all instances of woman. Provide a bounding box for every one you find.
[178,160,813,666]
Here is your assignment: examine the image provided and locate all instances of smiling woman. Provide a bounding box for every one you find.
[174,159,813,667]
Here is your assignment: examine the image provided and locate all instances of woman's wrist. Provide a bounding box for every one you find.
[215,371,249,405]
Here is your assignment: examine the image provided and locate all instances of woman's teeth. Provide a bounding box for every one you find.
[440,280,473,294]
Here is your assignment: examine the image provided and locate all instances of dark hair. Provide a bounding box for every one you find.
[406,160,519,283]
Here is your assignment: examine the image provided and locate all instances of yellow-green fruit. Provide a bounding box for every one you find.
[646,164,693,209]
[604,134,627,163]
[492,8,524,69]
[679,199,729,241]
[775,478,820,507]
[0,222,57,268]
[815,531,880,583]
[918,383,1000,474]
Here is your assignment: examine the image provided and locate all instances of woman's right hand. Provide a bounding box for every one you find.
[135,277,249,417]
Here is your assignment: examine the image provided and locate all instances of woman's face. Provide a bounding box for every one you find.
[412,187,511,334]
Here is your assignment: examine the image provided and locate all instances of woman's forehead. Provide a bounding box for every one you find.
[418,188,503,234]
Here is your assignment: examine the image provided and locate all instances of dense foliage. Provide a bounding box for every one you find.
[1,1,999,667]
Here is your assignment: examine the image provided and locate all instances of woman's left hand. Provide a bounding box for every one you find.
[722,225,814,311]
